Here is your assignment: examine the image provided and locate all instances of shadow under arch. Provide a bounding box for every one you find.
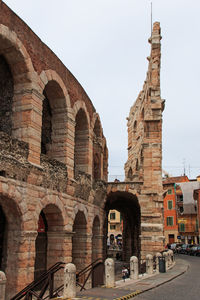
[0,195,22,298]
[92,215,101,261]
[42,80,69,163]
[72,210,87,273]
[104,191,141,262]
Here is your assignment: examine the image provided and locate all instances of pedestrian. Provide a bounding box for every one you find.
[122,266,128,282]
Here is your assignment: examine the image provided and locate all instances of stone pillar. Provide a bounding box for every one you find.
[47,231,73,290]
[12,88,43,166]
[130,256,138,280]
[163,251,168,270]
[92,235,104,261]
[17,231,38,290]
[156,252,162,274]
[105,258,115,288]
[65,113,75,179]
[63,263,76,299]
[0,271,6,300]
[146,254,153,275]
[168,250,174,265]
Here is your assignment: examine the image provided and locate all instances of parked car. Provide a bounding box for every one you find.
[170,243,183,253]
[185,244,196,255]
[190,245,200,256]
[189,246,198,256]
[179,244,189,254]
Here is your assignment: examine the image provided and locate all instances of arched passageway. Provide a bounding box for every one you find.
[72,211,87,272]
[105,191,141,261]
[93,118,102,180]
[0,197,22,297]
[92,216,101,261]
[0,55,14,135]
[74,109,89,177]
[34,211,48,281]
[34,204,65,290]
[41,81,68,162]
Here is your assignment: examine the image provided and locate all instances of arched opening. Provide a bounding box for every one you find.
[41,81,67,162]
[128,168,133,180]
[105,191,141,262]
[93,119,102,180]
[103,144,108,181]
[93,153,101,180]
[133,120,137,132]
[41,92,52,155]
[0,197,22,298]
[92,216,101,262]
[74,109,89,177]
[34,211,48,281]
[34,204,65,290]
[0,55,14,135]
[72,211,87,272]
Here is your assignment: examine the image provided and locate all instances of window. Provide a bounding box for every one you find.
[166,217,174,226]
[179,206,184,213]
[110,225,116,230]
[179,223,185,232]
[168,189,172,194]
[168,200,173,210]
[177,195,183,202]
[110,212,116,220]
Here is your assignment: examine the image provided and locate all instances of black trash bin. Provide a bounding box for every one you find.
[158,256,166,273]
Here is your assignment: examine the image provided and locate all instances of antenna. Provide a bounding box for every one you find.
[151,2,152,34]
[183,158,186,176]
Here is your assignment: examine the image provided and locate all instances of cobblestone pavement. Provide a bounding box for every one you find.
[75,255,189,300]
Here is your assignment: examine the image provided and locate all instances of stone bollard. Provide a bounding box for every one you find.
[163,251,168,270]
[63,263,76,299]
[0,271,6,300]
[146,254,153,275]
[168,250,174,265]
[155,252,162,274]
[105,258,115,288]
[130,256,138,280]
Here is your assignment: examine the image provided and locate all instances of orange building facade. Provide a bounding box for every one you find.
[163,176,199,245]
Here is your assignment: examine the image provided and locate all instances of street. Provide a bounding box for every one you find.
[135,254,200,300]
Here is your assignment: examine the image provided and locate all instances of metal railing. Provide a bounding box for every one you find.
[11,258,104,299]
[11,262,65,300]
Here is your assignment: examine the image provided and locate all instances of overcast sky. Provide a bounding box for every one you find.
[3,0,200,180]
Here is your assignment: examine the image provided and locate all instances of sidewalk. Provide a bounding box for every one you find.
[75,258,189,300]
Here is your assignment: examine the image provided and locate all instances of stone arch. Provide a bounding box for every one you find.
[0,195,23,297]
[41,74,71,163]
[34,203,65,287]
[39,70,71,110]
[103,141,108,181]
[73,100,90,126]
[74,104,90,177]
[91,114,102,137]
[92,115,102,181]
[92,215,101,261]
[105,191,141,261]
[72,210,88,273]
[72,203,88,223]
[0,55,14,135]
[128,167,133,180]
[0,24,37,140]
[133,120,137,132]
